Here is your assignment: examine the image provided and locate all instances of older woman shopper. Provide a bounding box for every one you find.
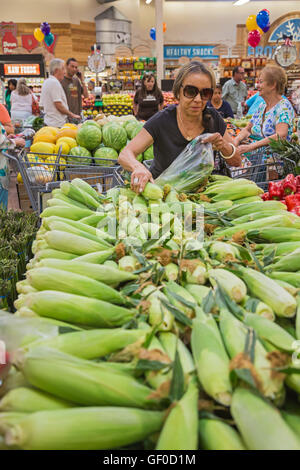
[119,61,241,193]
[234,66,295,155]
[10,78,38,122]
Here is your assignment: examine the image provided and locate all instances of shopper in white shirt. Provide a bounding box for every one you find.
[40,58,80,128]
[11,78,37,121]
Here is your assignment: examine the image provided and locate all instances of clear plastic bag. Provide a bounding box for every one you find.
[155,134,214,192]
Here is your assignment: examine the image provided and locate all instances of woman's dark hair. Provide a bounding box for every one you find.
[139,73,161,99]
[173,61,217,132]
[6,79,17,96]
[215,83,222,91]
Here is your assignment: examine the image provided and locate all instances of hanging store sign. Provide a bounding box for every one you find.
[4,64,41,75]
[247,45,278,58]
[164,45,219,60]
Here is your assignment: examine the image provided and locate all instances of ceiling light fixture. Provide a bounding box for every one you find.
[146,0,153,4]
[233,0,250,6]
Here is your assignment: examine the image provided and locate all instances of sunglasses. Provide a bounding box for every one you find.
[181,85,213,100]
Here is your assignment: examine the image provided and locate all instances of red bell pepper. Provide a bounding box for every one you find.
[290,206,300,216]
[268,181,283,200]
[296,175,300,193]
[282,174,297,195]
[285,194,300,211]
[261,192,270,201]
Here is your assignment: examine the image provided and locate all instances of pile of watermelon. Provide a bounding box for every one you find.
[67,118,154,167]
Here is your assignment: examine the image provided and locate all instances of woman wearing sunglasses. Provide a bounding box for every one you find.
[118,61,241,193]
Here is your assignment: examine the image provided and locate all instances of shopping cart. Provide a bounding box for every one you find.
[5,147,120,213]
[223,147,296,191]
[116,151,296,193]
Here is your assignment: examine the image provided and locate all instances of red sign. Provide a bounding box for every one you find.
[21,34,39,52]
[4,64,40,75]
[2,31,18,54]
[43,34,58,54]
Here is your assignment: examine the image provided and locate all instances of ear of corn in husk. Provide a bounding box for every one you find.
[231,387,300,450]
[0,387,73,413]
[15,347,159,409]
[158,332,195,374]
[163,281,196,318]
[208,268,247,304]
[269,271,300,288]
[21,290,135,328]
[233,265,297,317]
[156,378,198,450]
[3,407,164,450]
[36,259,136,285]
[198,418,246,450]
[219,308,284,401]
[25,328,147,360]
[71,178,100,202]
[45,230,110,256]
[243,313,295,352]
[191,308,232,406]
[26,267,126,305]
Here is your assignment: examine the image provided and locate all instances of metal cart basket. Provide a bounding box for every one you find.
[5,147,120,213]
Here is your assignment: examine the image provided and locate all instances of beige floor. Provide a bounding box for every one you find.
[8,174,21,211]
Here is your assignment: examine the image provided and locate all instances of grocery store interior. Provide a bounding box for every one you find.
[1,0,300,453]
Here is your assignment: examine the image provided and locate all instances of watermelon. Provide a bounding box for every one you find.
[81,120,101,129]
[93,143,105,155]
[123,119,137,130]
[102,124,127,151]
[126,121,143,140]
[76,125,102,151]
[143,145,154,160]
[67,146,92,165]
[94,147,118,166]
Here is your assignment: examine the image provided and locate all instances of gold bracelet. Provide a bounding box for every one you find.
[220,143,236,160]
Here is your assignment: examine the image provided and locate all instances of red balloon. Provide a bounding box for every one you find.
[248,29,261,48]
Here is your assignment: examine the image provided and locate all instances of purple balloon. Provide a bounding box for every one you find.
[262,23,270,33]
[44,32,54,46]
[41,22,51,36]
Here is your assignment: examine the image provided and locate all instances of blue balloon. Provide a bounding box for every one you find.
[44,32,54,46]
[256,10,270,29]
[150,27,156,41]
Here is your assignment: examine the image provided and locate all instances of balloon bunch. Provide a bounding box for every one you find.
[33,22,54,46]
[246,9,270,48]
[150,23,167,41]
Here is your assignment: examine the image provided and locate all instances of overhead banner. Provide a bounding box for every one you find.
[164,45,218,60]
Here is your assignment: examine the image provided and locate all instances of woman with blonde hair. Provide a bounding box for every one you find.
[118,61,241,193]
[10,78,37,122]
[234,65,295,154]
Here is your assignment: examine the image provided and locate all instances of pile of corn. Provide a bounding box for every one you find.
[1,176,300,450]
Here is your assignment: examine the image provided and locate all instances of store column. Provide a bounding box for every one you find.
[155,0,164,88]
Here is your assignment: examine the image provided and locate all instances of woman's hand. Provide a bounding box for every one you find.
[238,143,256,155]
[201,132,226,152]
[131,165,154,194]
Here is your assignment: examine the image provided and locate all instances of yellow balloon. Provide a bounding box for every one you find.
[34,28,44,42]
[257,26,264,35]
[246,15,258,32]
